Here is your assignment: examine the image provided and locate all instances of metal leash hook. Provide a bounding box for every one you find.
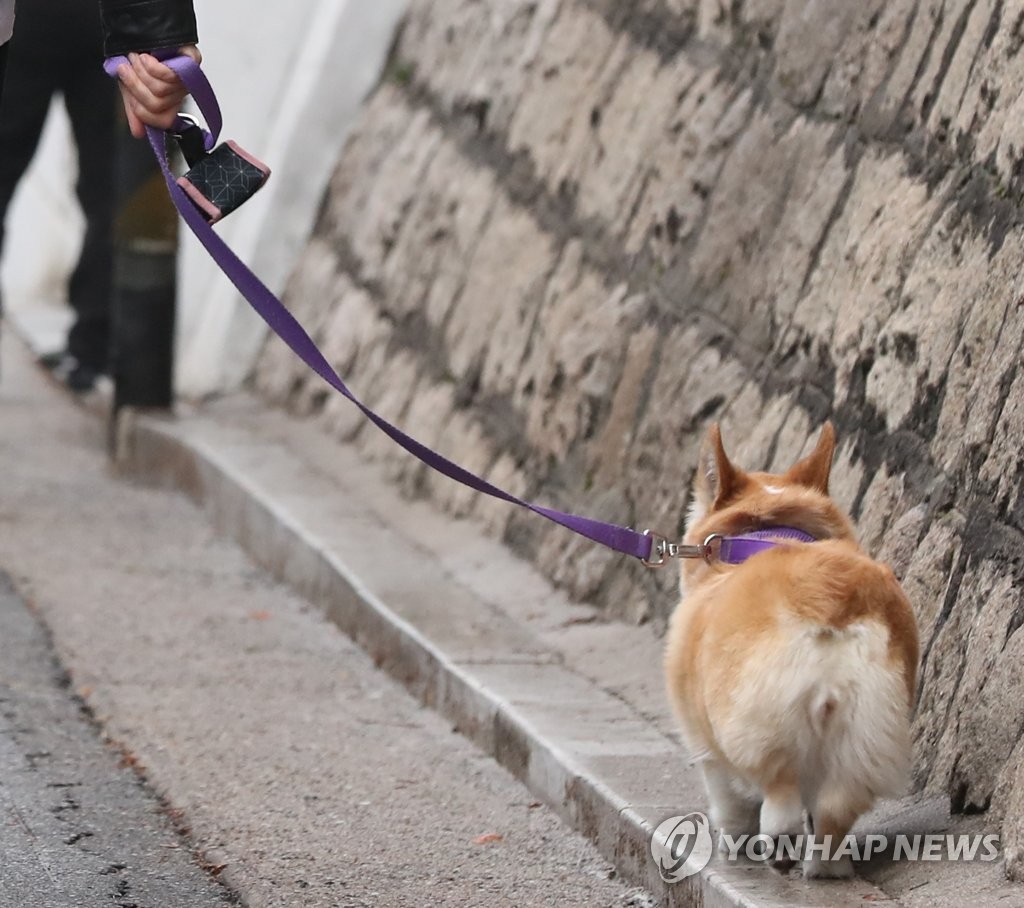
[641,530,723,568]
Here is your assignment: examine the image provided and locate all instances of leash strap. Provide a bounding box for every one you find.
[104,54,657,563]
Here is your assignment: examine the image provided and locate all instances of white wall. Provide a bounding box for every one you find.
[175,0,409,398]
[0,98,78,352]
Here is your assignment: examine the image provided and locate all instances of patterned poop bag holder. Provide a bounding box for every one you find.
[173,115,270,224]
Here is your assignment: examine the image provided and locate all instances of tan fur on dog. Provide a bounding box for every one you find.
[664,422,919,879]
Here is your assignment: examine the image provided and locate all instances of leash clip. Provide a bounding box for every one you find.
[641,530,720,568]
[641,530,676,567]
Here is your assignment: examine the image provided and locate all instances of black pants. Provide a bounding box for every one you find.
[0,0,117,370]
[0,42,8,101]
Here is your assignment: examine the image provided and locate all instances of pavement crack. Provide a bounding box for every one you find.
[112,876,140,908]
[51,795,81,815]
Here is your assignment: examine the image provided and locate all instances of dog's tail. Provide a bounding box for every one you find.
[787,555,918,810]
[808,684,839,738]
[717,545,918,812]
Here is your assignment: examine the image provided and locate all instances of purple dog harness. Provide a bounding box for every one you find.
[105,55,815,569]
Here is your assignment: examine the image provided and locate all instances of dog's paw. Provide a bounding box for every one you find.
[803,854,854,879]
[715,823,759,856]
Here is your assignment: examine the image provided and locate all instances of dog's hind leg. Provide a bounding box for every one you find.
[760,782,804,872]
[803,803,859,879]
[701,760,759,852]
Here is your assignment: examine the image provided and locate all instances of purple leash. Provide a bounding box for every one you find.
[105,54,654,562]
[105,55,816,569]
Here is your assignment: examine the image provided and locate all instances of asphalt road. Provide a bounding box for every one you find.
[0,574,233,908]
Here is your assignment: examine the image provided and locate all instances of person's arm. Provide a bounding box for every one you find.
[98,0,196,57]
[98,0,199,138]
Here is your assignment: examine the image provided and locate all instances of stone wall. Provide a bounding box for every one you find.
[253,0,1024,877]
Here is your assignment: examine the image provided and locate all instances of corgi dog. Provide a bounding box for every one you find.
[664,422,919,879]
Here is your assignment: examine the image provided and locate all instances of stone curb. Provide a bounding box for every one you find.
[112,403,902,908]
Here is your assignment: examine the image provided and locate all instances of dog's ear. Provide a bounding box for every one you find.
[694,424,741,513]
[784,421,836,494]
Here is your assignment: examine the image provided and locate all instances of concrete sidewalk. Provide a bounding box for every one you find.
[4,321,1019,907]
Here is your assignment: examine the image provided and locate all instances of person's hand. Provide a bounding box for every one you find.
[115,45,202,138]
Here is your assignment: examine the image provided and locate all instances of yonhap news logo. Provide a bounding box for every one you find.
[650,814,1001,882]
[650,813,715,882]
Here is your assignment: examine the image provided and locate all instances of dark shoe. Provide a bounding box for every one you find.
[38,350,68,370]
[41,352,101,393]
[64,363,100,393]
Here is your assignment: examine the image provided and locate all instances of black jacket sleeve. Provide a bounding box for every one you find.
[98,0,198,57]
